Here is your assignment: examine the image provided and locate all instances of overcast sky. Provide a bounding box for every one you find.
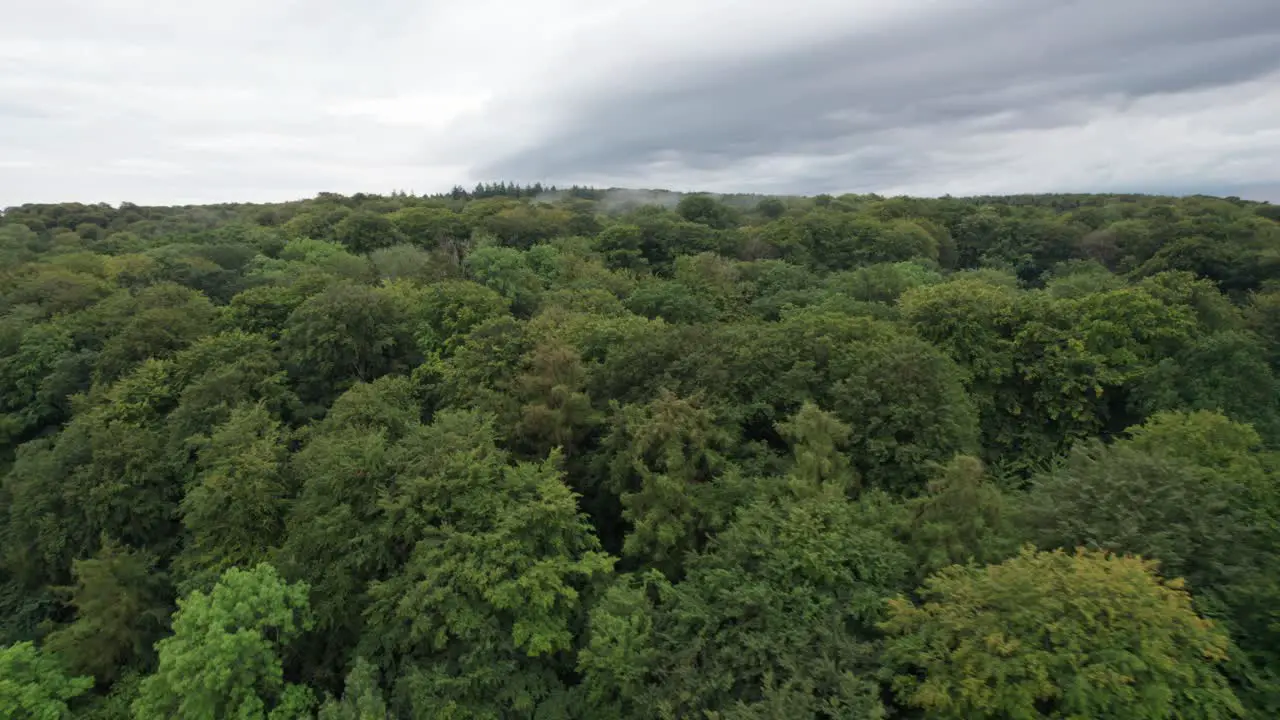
[3,0,1280,205]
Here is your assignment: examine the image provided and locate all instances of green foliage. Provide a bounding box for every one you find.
[581,480,908,719]
[360,410,615,717]
[1043,259,1124,297]
[514,339,599,458]
[900,455,1019,579]
[277,378,420,686]
[387,206,466,249]
[598,390,735,573]
[281,282,419,404]
[45,539,170,683]
[882,547,1243,719]
[1132,330,1280,445]
[317,658,389,720]
[675,194,738,230]
[825,260,942,303]
[5,189,1280,718]
[417,280,511,354]
[176,404,292,590]
[132,564,314,720]
[776,311,980,492]
[333,212,405,254]
[625,278,719,324]
[463,245,544,316]
[1024,411,1280,712]
[275,238,372,281]
[0,641,94,718]
[754,197,786,220]
[93,283,219,384]
[901,274,1221,471]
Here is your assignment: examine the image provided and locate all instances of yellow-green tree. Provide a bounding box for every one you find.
[882,547,1242,719]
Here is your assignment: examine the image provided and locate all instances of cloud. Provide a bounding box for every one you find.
[477,0,1280,199]
[1,0,1279,204]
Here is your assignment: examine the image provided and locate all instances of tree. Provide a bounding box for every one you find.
[1023,412,1276,612]
[360,411,615,717]
[882,547,1243,719]
[132,564,314,720]
[580,478,908,719]
[825,260,942,303]
[368,245,447,285]
[92,283,219,384]
[2,358,182,594]
[1025,411,1280,713]
[44,539,170,683]
[316,658,389,720]
[775,311,979,493]
[900,455,1018,580]
[624,279,720,324]
[474,202,571,249]
[282,207,352,243]
[0,641,93,719]
[387,206,466,249]
[176,404,292,590]
[0,321,80,445]
[332,212,404,254]
[463,245,544,316]
[775,401,858,489]
[515,339,599,458]
[595,224,648,271]
[1245,288,1280,370]
[754,197,786,220]
[676,194,737,230]
[597,390,735,574]
[275,238,373,281]
[1131,330,1280,446]
[278,377,422,689]
[280,283,419,405]
[224,283,320,340]
[417,280,511,355]
[164,330,298,447]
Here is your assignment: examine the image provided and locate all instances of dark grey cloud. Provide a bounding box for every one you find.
[481,0,1280,194]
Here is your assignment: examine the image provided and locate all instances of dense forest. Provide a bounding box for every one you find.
[1,185,1279,719]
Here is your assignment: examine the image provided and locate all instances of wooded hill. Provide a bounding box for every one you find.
[2,187,1279,718]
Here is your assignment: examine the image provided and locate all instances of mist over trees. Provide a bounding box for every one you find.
[2,185,1280,718]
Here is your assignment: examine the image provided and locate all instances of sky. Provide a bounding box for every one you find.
[3,0,1280,205]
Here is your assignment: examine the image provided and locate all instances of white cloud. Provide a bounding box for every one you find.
[1,0,1278,205]
[879,73,1280,197]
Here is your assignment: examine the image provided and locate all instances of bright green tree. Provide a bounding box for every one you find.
[0,641,93,719]
[597,390,735,575]
[132,564,314,720]
[417,280,511,355]
[463,245,544,316]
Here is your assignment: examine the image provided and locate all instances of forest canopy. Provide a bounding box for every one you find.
[2,186,1280,718]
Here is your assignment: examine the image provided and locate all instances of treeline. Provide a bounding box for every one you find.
[1,188,1279,718]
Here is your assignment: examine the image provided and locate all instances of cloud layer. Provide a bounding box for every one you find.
[3,0,1279,204]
